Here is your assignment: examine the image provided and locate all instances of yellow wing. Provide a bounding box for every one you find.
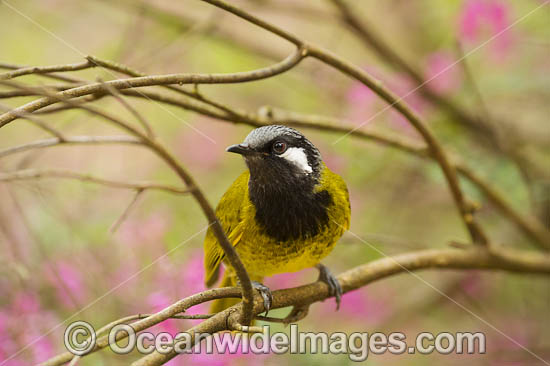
[203,171,250,287]
[321,164,351,231]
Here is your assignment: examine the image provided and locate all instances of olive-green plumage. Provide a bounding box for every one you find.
[203,125,351,313]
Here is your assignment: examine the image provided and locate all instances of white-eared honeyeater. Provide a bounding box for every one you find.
[204,125,351,313]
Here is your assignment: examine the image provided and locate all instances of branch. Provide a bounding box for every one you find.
[0,135,142,159]
[37,246,550,366]
[0,62,84,84]
[0,84,79,98]
[0,102,65,140]
[0,47,305,128]
[197,0,488,245]
[0,169,192,195]
[327,0,498,148]
[96,79,155,139]
[329,0,550,224]
[0,60,94,81]
[457,165,550,249]
[2,81,258,327]
[84,55,237,118]
[37,287,243,366]
[110,189,145,233]
[4,80,548,249]
[130,246,550,366]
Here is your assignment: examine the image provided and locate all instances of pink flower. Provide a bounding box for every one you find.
[459,0,514,58]
[188,352,231,366]
[314,141,348,175]
[178,251,209,314]
[0,312,19,366]
[459,271,490,297]
[316,288,393,327]
[188,336,272,366]
[176,121,237,170]
[116,212,170,249]
[425,51,463,94]
[24,331,54,364]
[12,292,41,314]
[264,269,310,290]
[384,74,429,133]
[346,83,377,124]
[486,318,534,355]
[45,261,87,309]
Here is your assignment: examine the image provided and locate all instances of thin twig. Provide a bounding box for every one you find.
[6,79,547,249]
[109,189,145,233]
[38,287,242,366]
[198,0,488,245]
[0,60,94,80]
[0,135,141,159]
[130,246,550,366]
[37,246,550,366]
[328,0,498,148]
[2,80,258,327]
[97,78,156,139]
[457,165,550,250]
[0,169,192,195]
[0,48,304,128]
[0,61,85,83]
[0,102,65,140]
[0,84,79,98]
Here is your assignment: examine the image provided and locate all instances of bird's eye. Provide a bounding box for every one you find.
[272,141,287,155]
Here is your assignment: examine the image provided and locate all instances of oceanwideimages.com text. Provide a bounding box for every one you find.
[65,321,486,361]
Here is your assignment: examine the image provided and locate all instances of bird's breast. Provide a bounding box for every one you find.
[248,180,332,242]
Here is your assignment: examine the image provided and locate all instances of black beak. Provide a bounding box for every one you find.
[226,143,254,156]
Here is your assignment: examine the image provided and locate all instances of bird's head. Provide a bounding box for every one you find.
[226,125,322,181]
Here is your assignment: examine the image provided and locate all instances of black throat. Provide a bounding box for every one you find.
[247,161,332,242]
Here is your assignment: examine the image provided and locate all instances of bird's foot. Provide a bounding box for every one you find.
[316,264,342,310]
[251,281,273,316]
[282,304,310,326]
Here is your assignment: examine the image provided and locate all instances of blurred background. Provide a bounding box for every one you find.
[0,0,549,365]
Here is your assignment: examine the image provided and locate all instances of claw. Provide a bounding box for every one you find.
[282,304,309,326]
[316,264,342,310]
[251,281,273,316]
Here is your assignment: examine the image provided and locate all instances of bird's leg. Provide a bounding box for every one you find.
[236,277,273,315]
[316,263,342,310]
[251,281,273,316]
[282,304,310,325]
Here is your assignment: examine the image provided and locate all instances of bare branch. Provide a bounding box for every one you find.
[0,102,65,140]
[132,246,550,366]
[7,79,547,249]
[0,84,78,98]
[197,0,488,246]
[8,80,547,249]
[37,287,242,366]
[96,79,156,139]
[110,189,145,233]
[0,48,305,128]
[0,60,94,81]
[457,165,550,250]
[328,0,498,148]
[37,246,550,366]
[2,80,258,327]
[0,135,141,159]
[0,169,191,195]
[0,61,85,84]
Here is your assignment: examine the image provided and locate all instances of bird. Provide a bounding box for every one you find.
[203,125,351,316]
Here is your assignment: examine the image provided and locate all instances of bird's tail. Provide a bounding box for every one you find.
[209,272,241,314]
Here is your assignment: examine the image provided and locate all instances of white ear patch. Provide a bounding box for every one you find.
[279,147,312,173]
